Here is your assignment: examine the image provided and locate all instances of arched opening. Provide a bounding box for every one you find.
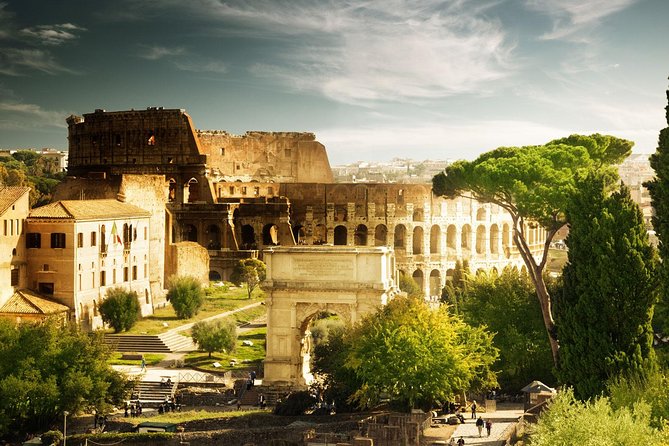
[186,178,199,203]
[447,225,457,249]
[241,224,256,249]
[476,207,487,221]
[263,224,279,245]
[476,225,486,254]
[394,224,406,249]
[183,224,197,242]
[292,225,306,245]
[334,226,347,245]
[313,224,327,245]
[429,269,441,297]
[412,269,424,291]
[413,208,424,222]
[209,270,222,281]
[430,225,441,254]
[490,224,499,254]
[300,311,345,386]
[502,223,511,258]
[461,224,471,251]
[167,178,176,202]
[374,224,388,246]
[446,268,455,281]
[207,224,221,249]
[354,224,368,246]
[413,226,424,255]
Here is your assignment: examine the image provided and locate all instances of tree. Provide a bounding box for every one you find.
[646,84,669,337]
[98,287,141,333]
[0,319,131,438]
[608,369,669,430]
[441,259,470,314]
[433,134,632,366]
[527,389,667,446]
[345,296,498,411]
[398,271,424,299]
[461,267,554,392]
[167,276,205,319]
[556,178,657,400]
[230,259,266,299]
[191,318,237,358]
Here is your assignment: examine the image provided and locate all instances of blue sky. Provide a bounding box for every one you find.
[0,0,667,165]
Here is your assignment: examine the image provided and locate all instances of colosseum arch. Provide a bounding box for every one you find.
[354,224,368,246]
[263,224,279,245]
[292,224,306,245]
[429,269,441,297]
[461,224,472,251]
[394,224,406,249]
[502,223,511,258]
[334,225,348,245]
[313,224,327,244]
[167,177,177,202]
[490,224,499,254]
[447,225,457,250]
[430,225,441,254]
[186,177,199,203]
[240,224,256,249]
[476,207,487,221]
[206,224,221,249]
[413,226,424,255]
[412,269,424,291]
[374,224,388,246]
[476,225,486,254]
[183,224,198,242]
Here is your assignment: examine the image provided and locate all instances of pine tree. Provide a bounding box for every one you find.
[557,178,657,400]
[646,83,669,335]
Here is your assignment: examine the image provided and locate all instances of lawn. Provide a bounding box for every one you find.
[125,285,265,335]
[133,409,265,424]
[108,352,165,366]
[185,327,266,372]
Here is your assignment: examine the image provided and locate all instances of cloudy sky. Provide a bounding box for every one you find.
[0,0,667,164]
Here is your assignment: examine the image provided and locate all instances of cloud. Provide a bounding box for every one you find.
[174,60,227,74]
[137,45,186,60]
[0,100,68,129]
[20,23,87,45]
[0,48,77,76]
[525,0,639,40]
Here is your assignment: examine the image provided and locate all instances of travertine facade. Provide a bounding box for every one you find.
[0,187,31,307]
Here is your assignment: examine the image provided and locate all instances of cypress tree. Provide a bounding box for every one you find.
[557,177,657,400]
[646,83,669,335]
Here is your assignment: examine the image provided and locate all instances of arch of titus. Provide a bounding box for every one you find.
[262,246,400,386]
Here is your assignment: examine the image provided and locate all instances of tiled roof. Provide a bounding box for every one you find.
[0,290,70,315]
[29,199,151,220]
[0,186,30,215]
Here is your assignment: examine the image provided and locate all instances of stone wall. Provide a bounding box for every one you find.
[166,241,210,285]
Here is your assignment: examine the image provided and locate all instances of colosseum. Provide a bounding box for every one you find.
[60,107,545,300]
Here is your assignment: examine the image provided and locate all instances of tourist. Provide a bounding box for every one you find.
[457,437,465,446]
[471,400,477,419]
[140,357,146,371]
[486,419,493,437]
[476,416,484,437]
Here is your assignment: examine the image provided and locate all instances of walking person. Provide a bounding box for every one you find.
[486,419,493,437]
[476,416,484,437]
[471,400,477,419]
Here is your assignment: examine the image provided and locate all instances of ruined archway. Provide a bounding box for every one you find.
[413,226,424,255]
[429,269,441,297]
[374,224,388,246]
[263,223,279,245]
[241,224,256,249]
[430,225,441,254]
[354,224,368,246]
[207,224,221,249]
[183,224,197,242]
[334,225,347,245]
[394,224,406,249]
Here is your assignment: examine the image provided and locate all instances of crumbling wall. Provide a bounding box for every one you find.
[166,241,209,285]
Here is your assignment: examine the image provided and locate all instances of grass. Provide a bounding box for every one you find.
[124,285,265,335]
[185,327,266,372]
[108,352,165,366]
[134,409,264,424]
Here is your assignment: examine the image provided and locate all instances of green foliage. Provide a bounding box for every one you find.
[557,178,657,400]
[647,88,669,337]
[398,271,423,299]
[441,259,470,314]
[527,388,668,446]
[273,391,317,416]
[310,314,344,346]
[0,150,64,206]
[345,296,498,411]
[191,318,237,358]
[230,259,267,299]
[461,267,554,392]
[67,432,174,445]
[98,287,141,333]
[167,276,205,319]
[0,319,131,438]
[41,430,63,445]
[608,369,669,430]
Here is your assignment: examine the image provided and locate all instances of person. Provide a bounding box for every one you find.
[140,357,146,371]
[448,438,455,446]
[471,400,477,419]
[455,408,465,424]
[166,377,173,387]
[124,402,129,417]
[476,416,484,437]
[259,393,266,409]
[486,419,493,437]
[457,437,465,446]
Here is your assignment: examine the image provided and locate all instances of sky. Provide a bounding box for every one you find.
[0,0,667,165]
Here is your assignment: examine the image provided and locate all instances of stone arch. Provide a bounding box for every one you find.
[430,225,441,254]
[263,224,279,245]
[490,224,499,254]
[374,224,388,246]
[394,224,406,249]
[241,224,256,249]
[292,225,306,245]
[209,270,222,281]
[446,268,455,281]
[413,208,424,222]
[476,207,487,221]
[186,177,199,203]
[354,224,368,246]
[412,269,424,291]
[183,224,197,242]
[502,223,511,258]
[446,225,457,249]
[313,224,327,245]
[334,225,347,245]
[167,177,176,202]
[206,224,221,249]
[413,226,424,255]
[461,224,471,250]
[429,269,441,297]
[476,224,486,254]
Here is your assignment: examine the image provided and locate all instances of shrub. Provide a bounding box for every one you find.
[191,319,237,358]
[41,430,63,446]
[98,287,141,332]
[167,276,205,319]
[230,259,266,299]
[273,391,317,416]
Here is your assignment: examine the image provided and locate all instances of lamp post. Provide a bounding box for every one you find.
[63,411,69,446]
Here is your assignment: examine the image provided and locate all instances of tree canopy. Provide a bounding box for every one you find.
[167,275,205,319]
[230,259,266,299]
[191,318,237,358]
[0,151,65,206]
[557,178,657,400]
[98,287,141,333]
[0,319,130,438]
[433,134,633,366]
[345,296,498,411]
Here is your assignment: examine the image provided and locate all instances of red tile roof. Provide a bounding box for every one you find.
[29,199,151,220]
[0,186,30,215]
[0,289,70,315]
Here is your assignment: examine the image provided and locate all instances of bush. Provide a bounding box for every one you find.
[67,432,173,445]
[191,319,237,358]
[98,287,141,333]
[230,259,266,299]
[273,391,317,416]
[41,430,63,446]
[167,276,205,319]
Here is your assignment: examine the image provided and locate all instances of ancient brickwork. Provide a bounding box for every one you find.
[166,241,210,285]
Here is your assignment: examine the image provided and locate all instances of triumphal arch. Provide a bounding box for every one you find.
[262,245,400,386]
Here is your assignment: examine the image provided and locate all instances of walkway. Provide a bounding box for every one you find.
[167,301,263,335]
[447,405,524,445]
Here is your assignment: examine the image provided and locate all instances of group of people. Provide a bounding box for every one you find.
[160,377,173,388]
[158,396,181,414]
[123,401,142,417]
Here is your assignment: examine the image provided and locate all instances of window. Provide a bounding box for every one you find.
[10,267,18,287]
[144,227,147,240]
[3,220,6,236]
[123,267,129,282]
[10,219,13,236]
[100,270,106,286]
[38,283,54,295]
[254,187,260,196]
[77,232,84,248]
[220,147,225,156]
[113,269,116,284]
[229,186,235,195]
[91,231,97,247]
[268,187,274,195]
[51,233,66,248]
[26,233,41,248]
[132,265,137,280]
[43,264,49,272]
[241,186,247,195]
[78,274,82,291]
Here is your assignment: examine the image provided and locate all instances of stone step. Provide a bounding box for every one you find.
[104,332,195,353]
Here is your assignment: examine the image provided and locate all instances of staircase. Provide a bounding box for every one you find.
[105,332,195,353]
[133,381,177,406]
